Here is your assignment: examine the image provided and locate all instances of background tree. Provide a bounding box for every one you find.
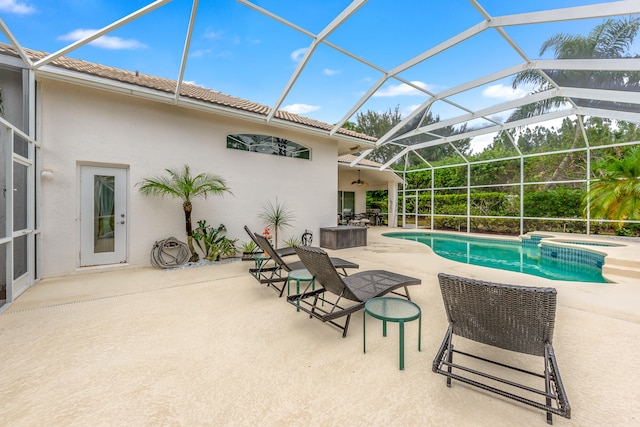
[511,16,640,117]
[350,105,404,164]
[510,17,640,185]
[349,106,470,167]
[137,165,231,262]
[341,121,357,131]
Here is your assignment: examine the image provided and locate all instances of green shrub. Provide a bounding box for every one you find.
[523,187,583,218]
[192,221,238,261]
[400,187,588,234]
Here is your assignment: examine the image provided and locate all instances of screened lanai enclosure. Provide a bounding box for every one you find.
[335,1,640,236]
[2,0,640,302]
[394,123,640,236]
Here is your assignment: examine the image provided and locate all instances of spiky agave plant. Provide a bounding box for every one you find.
[258,198,295,249]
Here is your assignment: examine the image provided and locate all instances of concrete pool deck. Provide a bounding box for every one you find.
[1,228,639,426]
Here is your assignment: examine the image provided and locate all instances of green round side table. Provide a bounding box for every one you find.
[252,253,271,279]
[287,269,315,310]
[363,297,421,370]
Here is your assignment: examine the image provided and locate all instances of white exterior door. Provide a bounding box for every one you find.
[80,166,127,266]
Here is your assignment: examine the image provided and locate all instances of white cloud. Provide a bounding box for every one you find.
[58,29,146,50]
[0,0,35,14]
[373,81,434,97]
[203,29,224,40]
[282,103,320,114]
[189,49,212,58]
[323,68,340,76]
[291,48,307,62]
[469,133,496,154]
[402,104,422,118]
[481,83,527,101]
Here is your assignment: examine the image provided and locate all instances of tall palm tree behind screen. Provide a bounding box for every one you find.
[511,16,640,119]
[137,165,232,262]
[508,17,640,186]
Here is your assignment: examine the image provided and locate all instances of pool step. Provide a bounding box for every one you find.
[602,258,640,279]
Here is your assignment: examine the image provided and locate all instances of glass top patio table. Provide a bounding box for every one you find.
[364,297,422,370]
[365,297,421,321]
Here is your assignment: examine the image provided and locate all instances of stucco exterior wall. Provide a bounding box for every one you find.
[38,79,339,277]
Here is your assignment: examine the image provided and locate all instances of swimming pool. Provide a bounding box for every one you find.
[384,232,607,283]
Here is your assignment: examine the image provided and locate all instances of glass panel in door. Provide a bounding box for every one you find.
[80,166,127,266]
[94,175,115,253]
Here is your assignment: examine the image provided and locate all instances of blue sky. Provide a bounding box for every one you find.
[0,0,632,128]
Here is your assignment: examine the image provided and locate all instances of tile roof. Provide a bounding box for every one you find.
[338,154,384,168]
[0,43,376,143]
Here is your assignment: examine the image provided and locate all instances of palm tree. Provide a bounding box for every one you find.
[137,165,231,262]
[511,16,640,116]
[584,146,640,226]
[510,17,640,185]
[259,198,294,249]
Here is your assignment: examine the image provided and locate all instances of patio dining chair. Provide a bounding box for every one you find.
[252,233,359,297]
[287,245,421,337]
[433,273,571,424]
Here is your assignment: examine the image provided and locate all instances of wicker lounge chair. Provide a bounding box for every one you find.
[244,225,296,258]
[287,245,421,337]
[252,233,359,297]
[433,273,571,424]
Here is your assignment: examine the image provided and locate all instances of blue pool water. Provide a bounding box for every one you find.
[384,232,607,283]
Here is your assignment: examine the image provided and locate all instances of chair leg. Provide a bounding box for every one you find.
[545,346,554,424]
[545,372,552,424]
[341,314,352,338]
[279,281,286,297]
[446,347,453,387]
[311,294,320,319]
[446,335,454,387]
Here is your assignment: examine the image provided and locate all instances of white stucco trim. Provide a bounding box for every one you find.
[34,66,376,155]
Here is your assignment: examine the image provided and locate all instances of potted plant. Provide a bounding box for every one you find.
[261,227,272,255]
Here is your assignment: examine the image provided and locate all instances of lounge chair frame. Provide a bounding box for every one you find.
[287,245,421,337]
[252,233,358,297]
[433,273,571,424]
[244,225,296,258]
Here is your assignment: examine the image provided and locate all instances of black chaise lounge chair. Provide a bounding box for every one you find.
[252,233,359,297]
[433,273,571,425]
[287,245,421,337]
[244,225,297,258]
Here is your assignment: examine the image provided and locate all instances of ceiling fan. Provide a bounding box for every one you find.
[351,169,368,186]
